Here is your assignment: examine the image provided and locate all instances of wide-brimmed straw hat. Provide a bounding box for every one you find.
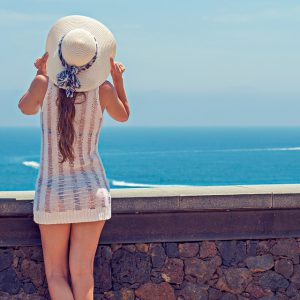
[45,15,117,97]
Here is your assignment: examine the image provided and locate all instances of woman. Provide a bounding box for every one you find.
[18,15,130,300]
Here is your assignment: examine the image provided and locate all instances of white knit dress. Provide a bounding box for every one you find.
[33,79,112,224]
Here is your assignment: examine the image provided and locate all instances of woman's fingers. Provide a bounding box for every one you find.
[119,64,125,72]
[110,57,125,80]
[110,57,115,72]
[34,53,48,73]
[42,52,49,63]
[116,63,125,73]
[34,59,41,68]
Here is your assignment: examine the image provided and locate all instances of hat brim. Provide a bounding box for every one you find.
[46,15,116,92]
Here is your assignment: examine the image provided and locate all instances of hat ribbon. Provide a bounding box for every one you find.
[56,34,98,98]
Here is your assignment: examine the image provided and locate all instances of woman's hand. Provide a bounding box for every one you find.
[110,57,125,83]
[34,52,48,76]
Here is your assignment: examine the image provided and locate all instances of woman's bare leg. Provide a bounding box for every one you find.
[39,223,74,300]
[69,220,106,300]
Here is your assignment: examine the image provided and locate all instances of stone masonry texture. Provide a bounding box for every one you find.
[1,238,300,299]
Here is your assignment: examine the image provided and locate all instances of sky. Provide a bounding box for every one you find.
[0,0,300,127]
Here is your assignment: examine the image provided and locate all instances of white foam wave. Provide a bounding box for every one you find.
[105,147,300,155]
[217,147,300,152]
[22,161,40,169]
[111,180,190,188]
[262,147,300,151]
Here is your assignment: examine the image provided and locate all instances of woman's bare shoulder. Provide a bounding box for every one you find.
[99,80,114,108]
[99,80,113,92]
[35,74,49,85]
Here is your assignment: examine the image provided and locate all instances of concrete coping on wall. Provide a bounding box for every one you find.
[1,183,300,216]
[2,184,300,246]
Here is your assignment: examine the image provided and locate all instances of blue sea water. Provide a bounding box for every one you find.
[2,126,300,191]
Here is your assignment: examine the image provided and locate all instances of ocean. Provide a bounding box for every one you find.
[2,126,300,191]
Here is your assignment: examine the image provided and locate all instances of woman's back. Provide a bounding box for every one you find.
[33,79,111,224]
[17,15,130,300]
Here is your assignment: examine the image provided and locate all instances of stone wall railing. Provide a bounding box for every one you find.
[1,184,300,299]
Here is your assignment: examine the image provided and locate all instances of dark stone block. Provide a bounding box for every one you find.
[112,282,122,291]
[275,292,289,300]
[274,258,293,279]
[161,258,184,284]
[270,238,298,258]
[135,243,149,253]
[291,265,300,289]
[129,282,140,289]
[30,294,43,300]
[104,287,135,300]
[165,243,179,258]
[286,282,299,298]
[185,256,221,283]
[0,291,11,300]
[257,270,289,292]
[292,254,300,265]
[176,281,208,300]
[256,295,276,300]
[245,282,269,299]
[216,267,252,294]
[199,241,217,258]
[220,292,237,300]
[20,259,45,287]
[23,282,36,294]
[94,293,106,300]
[244,254,274,272]
[0,248,13,271]
[178,242,199,258]
[246,240,258,256]
[122,244,136,253]
[149,244,166,268]
[30,246,44,262]
[235,241,247,264]
[135,282,176,300]
[98,245,112,260]
[184,274,197,283]
[94,245,112,292]
[19,246,32,258]
[94,258,112,292]
[112,249,151,284]
[150,269,163,284]
[208,287,223,300]
[238,295,250,300]
[0,267,21,294]
[257,240,272,255]
[216,241,237,266]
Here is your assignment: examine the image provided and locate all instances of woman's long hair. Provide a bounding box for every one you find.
[56,88,86,164]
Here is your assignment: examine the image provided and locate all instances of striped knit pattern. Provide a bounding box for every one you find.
[33,79,111,224]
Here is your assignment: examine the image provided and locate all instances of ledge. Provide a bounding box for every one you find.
[1,184,300,246]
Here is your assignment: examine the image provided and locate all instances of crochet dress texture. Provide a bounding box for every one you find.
[33,79,112,224]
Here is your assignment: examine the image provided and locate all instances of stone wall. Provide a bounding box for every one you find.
[1,237,300,299]
[2,185,300,299]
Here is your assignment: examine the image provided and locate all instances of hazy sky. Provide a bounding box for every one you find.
[1,0,300,127]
